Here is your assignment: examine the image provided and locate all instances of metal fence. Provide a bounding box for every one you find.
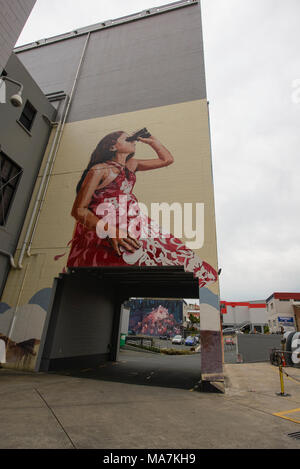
[126,334,287,363]
[125,336,154,348]
[224,334,283,364]
[124,335,200,353]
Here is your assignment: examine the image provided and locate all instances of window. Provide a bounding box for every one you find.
[19,100,37,131]
[0,151,22,225]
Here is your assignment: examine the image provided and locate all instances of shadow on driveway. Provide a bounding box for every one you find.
[53,349,203,390]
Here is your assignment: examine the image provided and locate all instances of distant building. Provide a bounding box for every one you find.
[293,304,300,332]
[128,298,185,337]
[183,303,200,330]
[266,292,300,333]
[220,300,268,334]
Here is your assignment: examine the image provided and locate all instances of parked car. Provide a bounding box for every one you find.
[185,336,197,346]
[172,335,184,345]
[222,328,237,335]
[225,338,235,346]
[127,330,136,336]
[159,334,169,340]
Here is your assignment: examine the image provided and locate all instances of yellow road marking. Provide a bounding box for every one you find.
[273,408,300,424]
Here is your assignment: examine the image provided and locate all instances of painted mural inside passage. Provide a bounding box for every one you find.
[66,124,217,288]
[129,299,183,337]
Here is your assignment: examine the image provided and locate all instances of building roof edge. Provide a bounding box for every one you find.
[14,0,198,53]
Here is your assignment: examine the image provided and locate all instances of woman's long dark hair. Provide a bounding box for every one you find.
[76,131,134,193]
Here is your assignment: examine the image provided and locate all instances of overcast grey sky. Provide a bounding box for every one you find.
[16,0,300,301]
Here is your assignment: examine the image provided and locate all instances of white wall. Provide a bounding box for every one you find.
[120,305,130,334]
[223,306,249,325]
[249,307,268,324]
[267,298,296,332]
[223,304,268,329]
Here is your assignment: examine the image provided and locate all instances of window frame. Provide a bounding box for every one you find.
[18,99,37,132]
[0,151,23,226]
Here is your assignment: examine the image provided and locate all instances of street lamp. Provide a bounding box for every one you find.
[0,75,23,107]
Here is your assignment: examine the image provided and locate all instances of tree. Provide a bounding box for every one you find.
[189,313,200,325]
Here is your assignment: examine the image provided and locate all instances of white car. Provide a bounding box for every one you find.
[172,335,184,345]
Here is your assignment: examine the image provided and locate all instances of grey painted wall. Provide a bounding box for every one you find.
[16,2,207,123]
[237,335,282,363]
[46,276,114,360]
[0,53,56,296]
[0,0,36,72]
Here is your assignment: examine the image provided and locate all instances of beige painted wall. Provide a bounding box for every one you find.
[3,98,219,306]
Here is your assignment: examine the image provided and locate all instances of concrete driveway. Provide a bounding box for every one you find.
[0,353,300,449]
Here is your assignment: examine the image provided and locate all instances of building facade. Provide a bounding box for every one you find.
[266,292,300,333]
[0,1,222,381]
[0,53,56,296]
[0,52,56,368]
[293,304,300,332]
[183,303,200,330]
[128,298,184,337]
[0,0,36,73]
[221,293,300,334]
[220,300,268,333]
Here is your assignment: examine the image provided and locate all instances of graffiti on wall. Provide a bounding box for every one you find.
[66,128,217,288]
[0,289,51,369]
[128,299,183,337]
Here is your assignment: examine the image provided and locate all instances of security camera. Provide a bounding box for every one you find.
[10,93,23,107]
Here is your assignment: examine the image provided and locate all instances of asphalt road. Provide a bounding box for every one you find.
[57,349,203,390]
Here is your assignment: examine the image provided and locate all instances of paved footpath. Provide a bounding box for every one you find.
[0,352,300,449]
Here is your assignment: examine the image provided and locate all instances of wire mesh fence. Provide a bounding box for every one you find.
[123,335,201,354]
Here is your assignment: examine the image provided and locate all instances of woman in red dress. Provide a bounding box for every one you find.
[67,131,217,287]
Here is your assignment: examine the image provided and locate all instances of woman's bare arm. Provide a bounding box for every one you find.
[71,164,140,253]
[71,165,107,230]
[128,136,174,172]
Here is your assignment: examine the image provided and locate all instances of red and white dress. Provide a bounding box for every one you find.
[67,161,217,287]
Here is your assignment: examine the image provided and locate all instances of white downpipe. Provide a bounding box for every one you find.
[25,96,69,258]
[17,32,91,268]
[0,249,17,269]
[16,105,67,268]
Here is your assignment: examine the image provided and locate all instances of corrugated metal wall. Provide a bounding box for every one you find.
[16,3,206,122]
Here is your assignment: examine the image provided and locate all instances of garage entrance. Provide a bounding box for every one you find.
[36,266,200,372]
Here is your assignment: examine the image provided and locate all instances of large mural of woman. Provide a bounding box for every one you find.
[67,129,217,288]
